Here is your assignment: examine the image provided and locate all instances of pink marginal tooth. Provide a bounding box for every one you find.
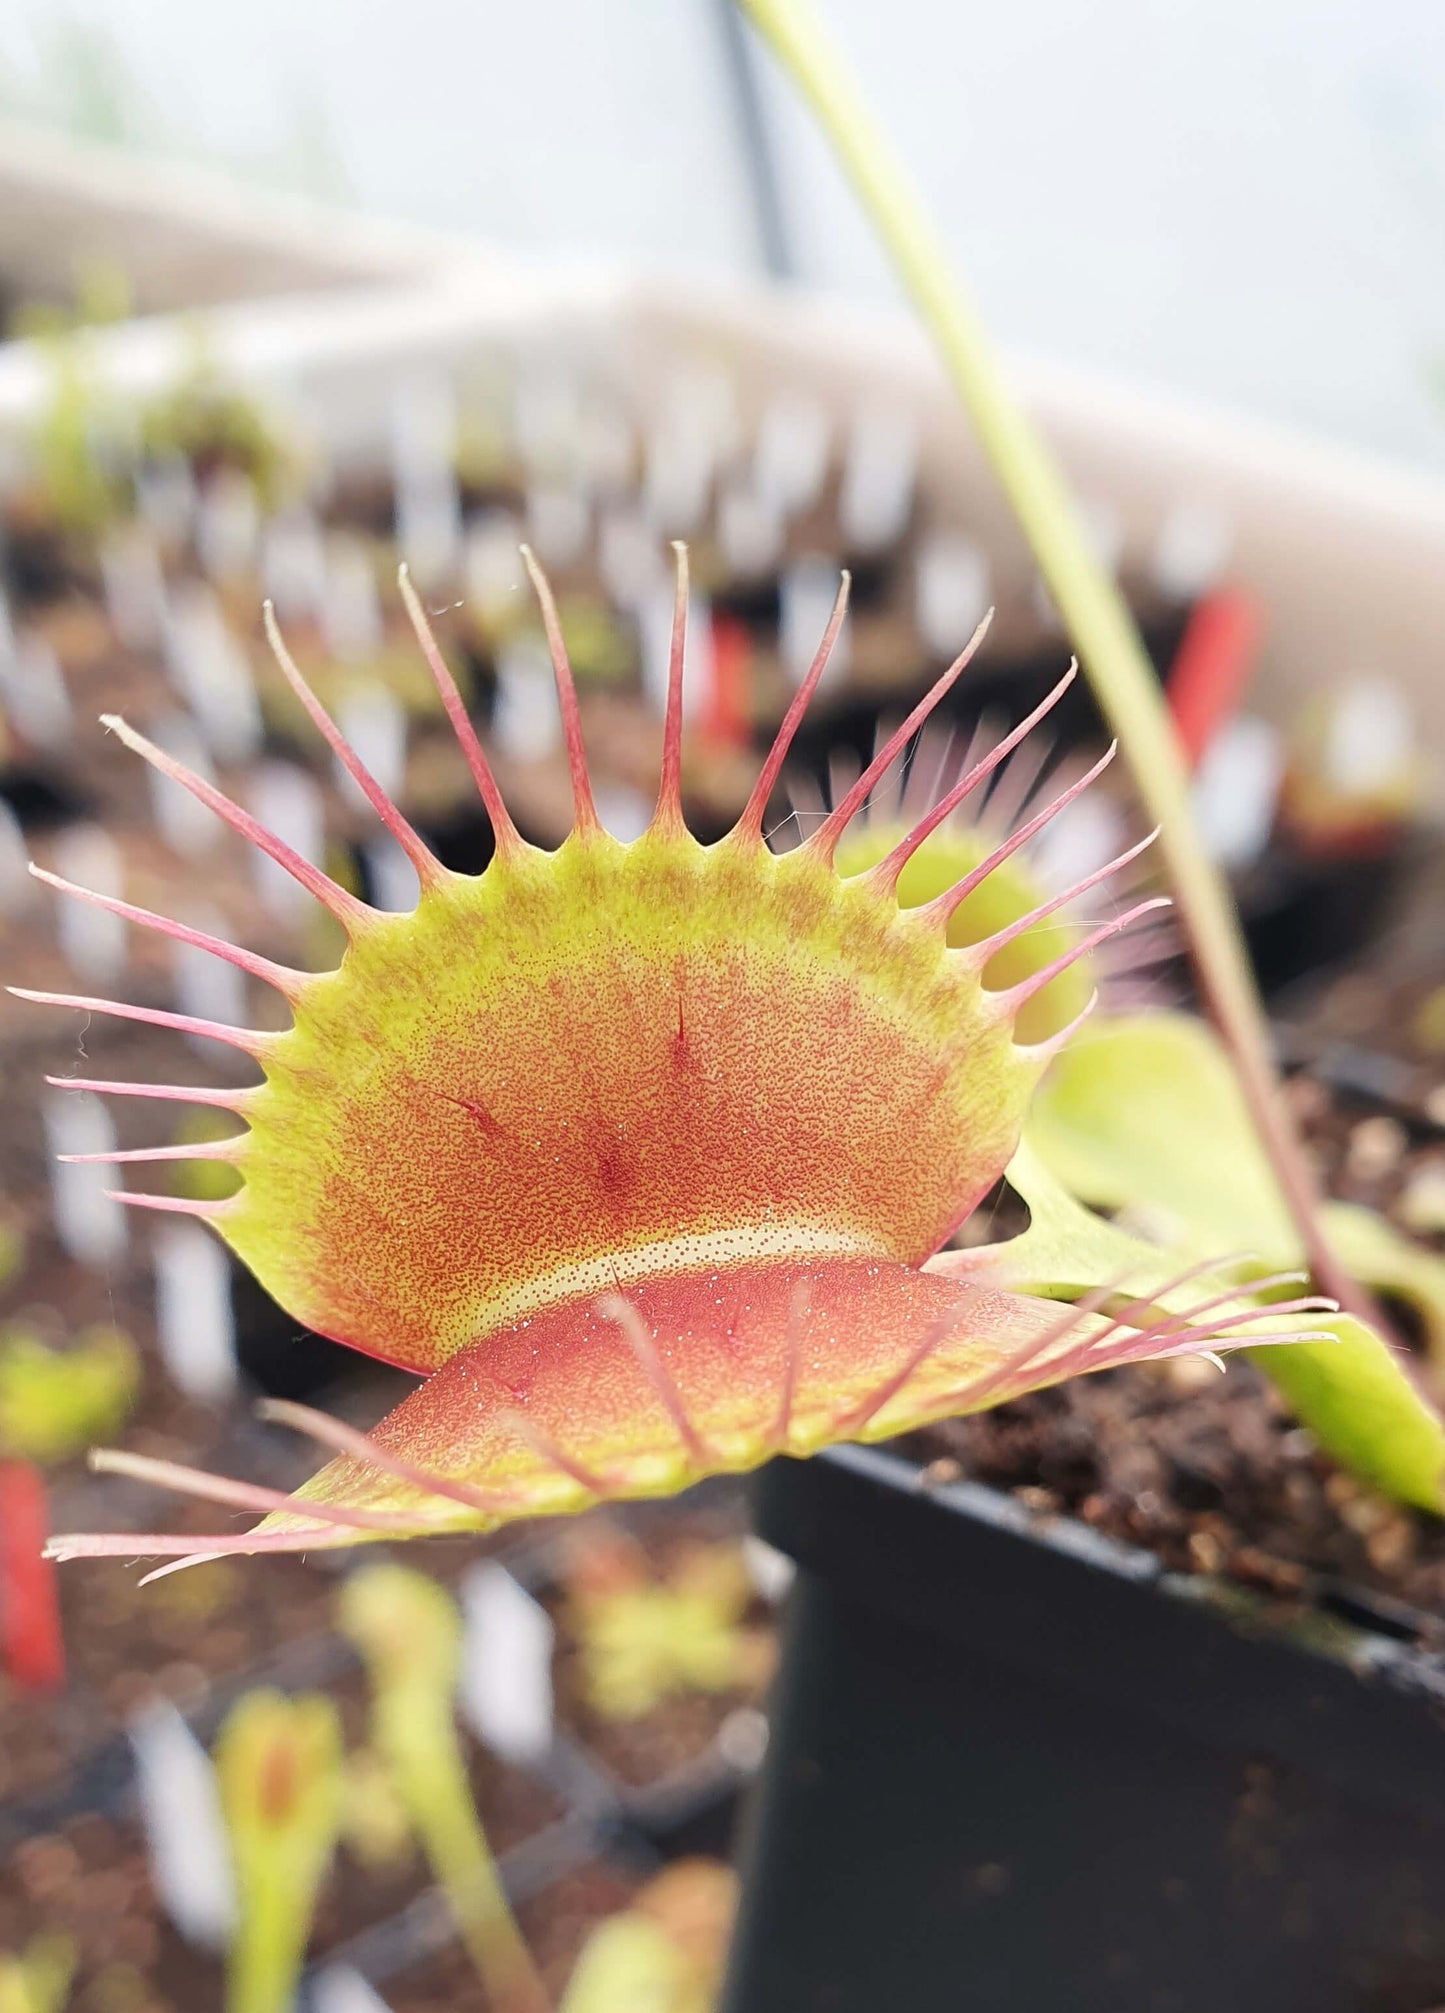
[498,1406,612,1499]
[920,739,1117,928]
[139,1554,226,1586]
[953,1277,1124,1414]
[45,1073,253,1111]
[834,1308,966,1437]
[57,1138,244,1167]
[808,607,994,862]
[869,665,1080,896]
[521,544,600,839]
[99,712,373,932]
[46,1526,362,1564]
[766,1275,813,1454]
[27,863,309,999]
[261,600,443,887]
[88,1446,435,1532]
[255,1397,515,1517]
[651,542,690,833]
[962,819,1164,970]
[733,572,851,843]
[104,1191,227,1218]
[597,1293,711,1467]
[992,896,1173,1019]
[8,985,274,1057]
[397,564,522,857]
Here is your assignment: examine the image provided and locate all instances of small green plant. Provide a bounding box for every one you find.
[138,330,292,506]
[0,1323,138,1467]
[563,1530,771,1721]
[213,1689,343,2013]
[338,1563,551,2013]
[12,263,135,545]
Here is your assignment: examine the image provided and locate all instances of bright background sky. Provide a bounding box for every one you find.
[6,1,1445,471]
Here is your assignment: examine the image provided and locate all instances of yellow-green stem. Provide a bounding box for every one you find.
[375,1690,551,2013]
[735,0,1362,1321]
[226,1918,303,2013]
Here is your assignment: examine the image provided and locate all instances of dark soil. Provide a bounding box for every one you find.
[913,1060,1445,1629]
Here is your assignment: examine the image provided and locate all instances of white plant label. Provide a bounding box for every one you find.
[782,557,850,688]
[154,1218,239,1405]
[754,393,830,520]
[247,763,326,925]
[839,409,916,552]
[44,1092,127,1268]
[52,826,127,987]
[915,534,991,659]
[459,1561,555,1766]
[128,1700,235,1951]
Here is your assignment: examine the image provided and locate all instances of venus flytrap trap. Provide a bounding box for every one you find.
[213,1689,343,2013]
[338,1563,551,2013]
[16,545,1336,1571]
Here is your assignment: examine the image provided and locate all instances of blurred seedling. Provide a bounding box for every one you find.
[138,329,294,509]
[339,1744,415,1874]
[561,1529,772,1722]
[338,1563,551,2013]
[0,1935,74,2013]
[561,1859,737,2013]
[213,1688,343,2013]
[0,1322,138,1467]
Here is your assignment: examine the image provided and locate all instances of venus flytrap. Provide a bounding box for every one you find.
[338,1563,551,2013]
[213,1689,343,2013]
[22,542,1338,1571]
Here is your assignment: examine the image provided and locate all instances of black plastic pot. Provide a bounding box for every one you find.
[724,1445,1445,2013]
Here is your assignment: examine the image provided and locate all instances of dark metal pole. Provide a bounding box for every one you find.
[713,0,797,280]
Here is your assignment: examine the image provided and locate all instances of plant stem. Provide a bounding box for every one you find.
[376,1690,552,2013]
[225,1919,299,2013]
[735,0,1365,1320]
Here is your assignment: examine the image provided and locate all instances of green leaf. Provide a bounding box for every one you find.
[944,1138,1245,1309]
[1323,1200,1445,1362]
[1023,1011,1294,1255]
[1023,1011,1445,1511]
[1260,1314,1445,1511]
